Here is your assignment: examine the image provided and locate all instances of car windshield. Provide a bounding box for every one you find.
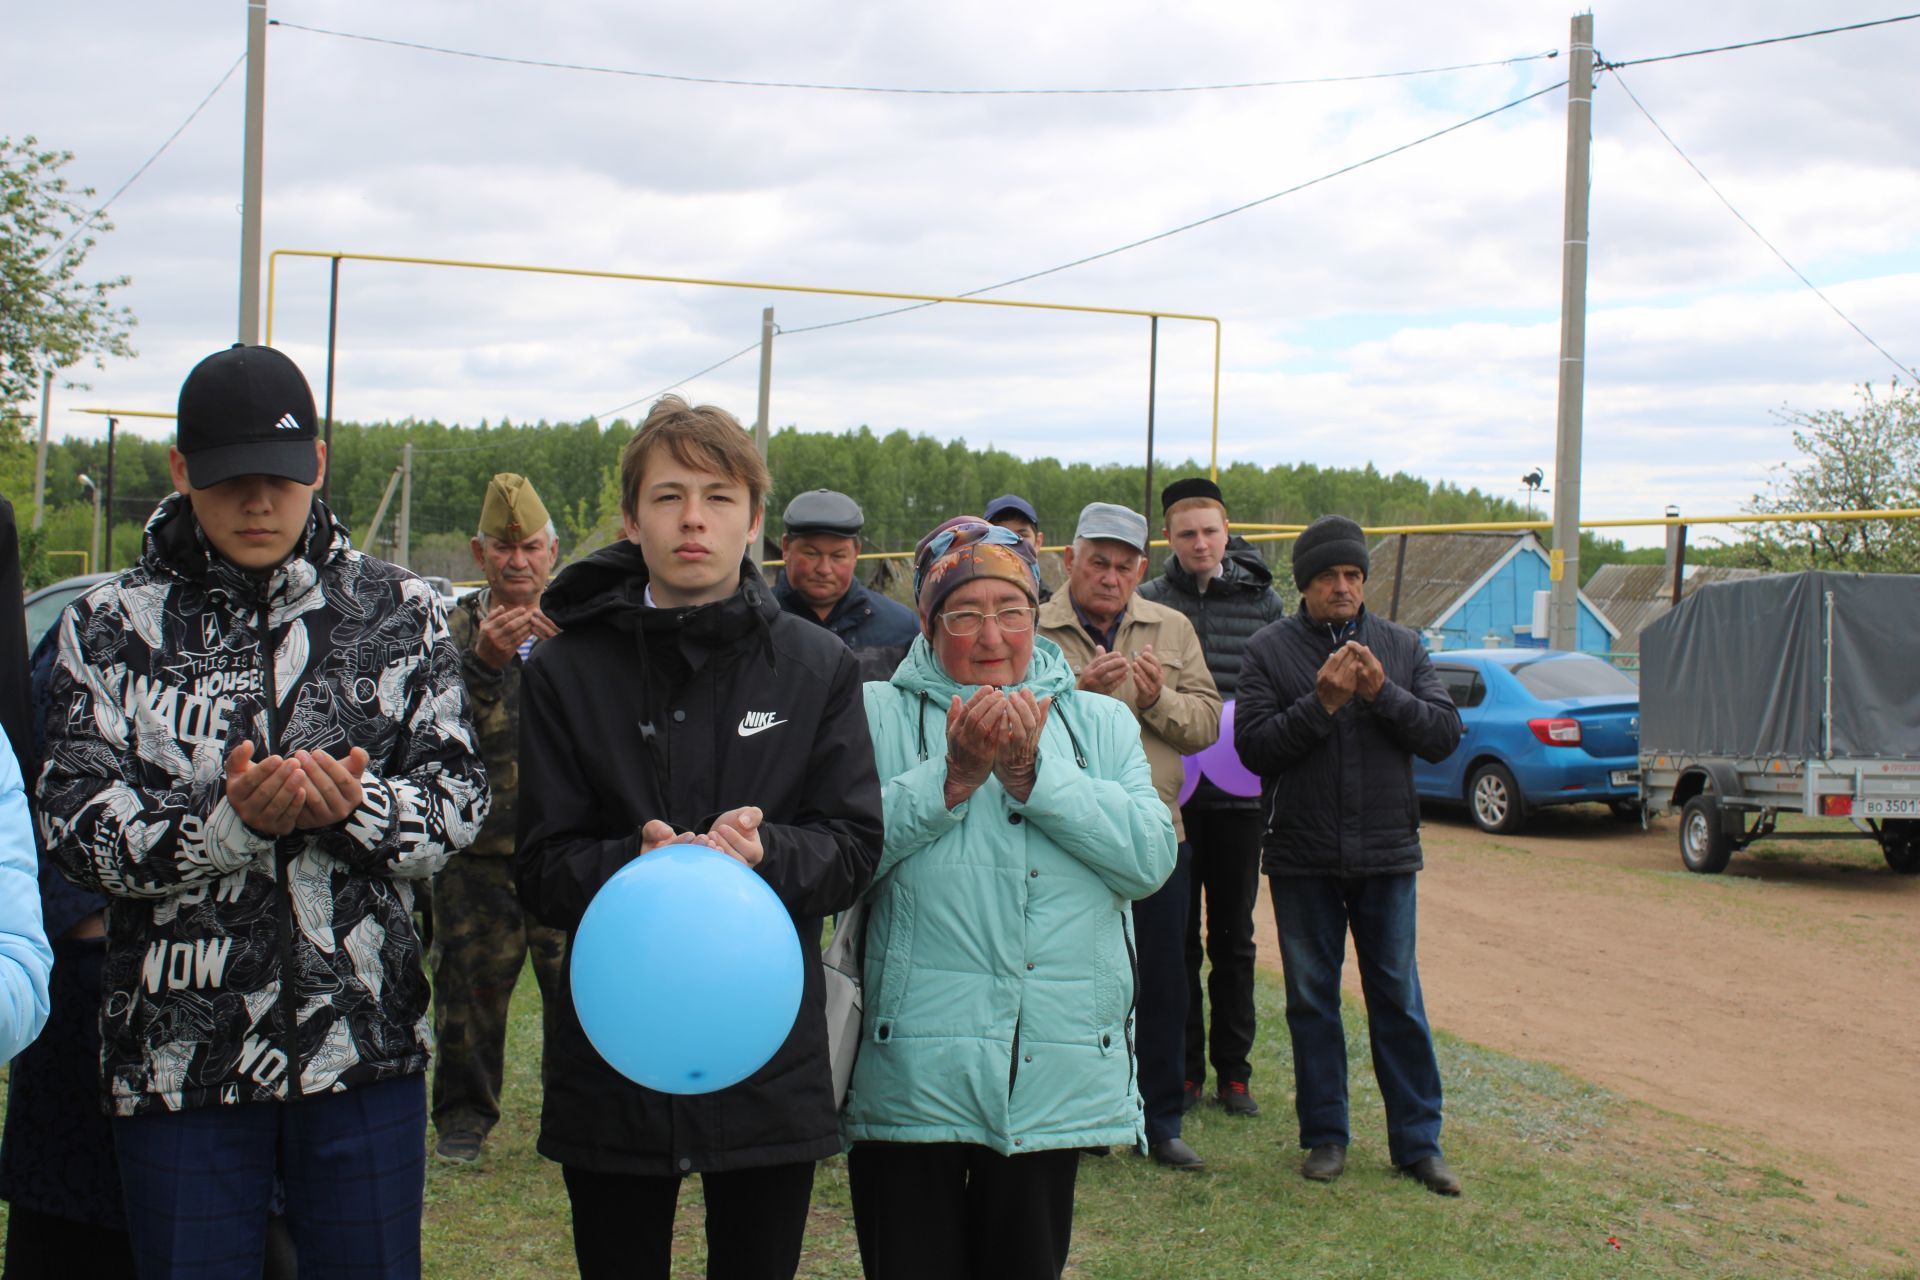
[1509,655,1638,699]
[25,584,91,649]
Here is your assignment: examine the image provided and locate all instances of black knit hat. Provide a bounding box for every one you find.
[1292,515,1369,590]
[1160,476,1224,514]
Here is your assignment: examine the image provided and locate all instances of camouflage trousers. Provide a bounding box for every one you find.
[428,853,565,1138]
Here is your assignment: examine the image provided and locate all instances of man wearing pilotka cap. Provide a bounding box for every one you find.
[430,473,565,1164]
[1233,514,1464,1196]
[1037,502,1220,1171]
[37,344,487,1274]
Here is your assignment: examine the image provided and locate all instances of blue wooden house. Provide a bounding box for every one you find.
[1365,532,1618,654]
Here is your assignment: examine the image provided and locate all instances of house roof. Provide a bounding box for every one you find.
[1365,532,1533,630]
[1582,563,1764,653]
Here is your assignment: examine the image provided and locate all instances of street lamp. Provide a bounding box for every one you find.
[78,473,102,576]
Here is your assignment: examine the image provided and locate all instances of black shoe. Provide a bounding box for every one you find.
[1149,1138,1205,1171]
[1216,1080,1260,1116]
[1301,1143,1346,1182]
[1399,1155,1462,1196]
[1180,1079,1201,1114]
[434,1129,484,1164]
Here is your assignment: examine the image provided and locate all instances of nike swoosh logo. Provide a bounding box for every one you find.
[738,718,789,737]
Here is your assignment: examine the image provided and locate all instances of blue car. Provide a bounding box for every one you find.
[1415,649,1641,834]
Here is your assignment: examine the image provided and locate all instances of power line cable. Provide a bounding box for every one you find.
[1598,11,1920,70]
[1605,68,1919,385]
[38,51,247,268]
[780,78,1567,337]
[268,20,1556,95]
[602,77,1565,410]
[597,341,766,421]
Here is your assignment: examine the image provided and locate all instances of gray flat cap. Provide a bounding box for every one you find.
[1074,502,1149,554]
[782,488,864,537]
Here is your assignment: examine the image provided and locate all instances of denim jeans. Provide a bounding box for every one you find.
[1268,872,1444,1165]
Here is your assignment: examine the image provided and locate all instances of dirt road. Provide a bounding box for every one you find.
[1250,804,1920,1234]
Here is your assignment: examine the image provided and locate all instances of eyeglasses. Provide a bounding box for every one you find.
[939,606,1035,636]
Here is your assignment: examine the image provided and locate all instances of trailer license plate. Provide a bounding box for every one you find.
[1610,770,1638,787]
[1864,799,1920,817]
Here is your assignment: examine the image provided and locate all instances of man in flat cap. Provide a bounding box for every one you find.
[431,473,565,1164]
[1234,514,1464,1196]
[1137,477,1286,1121]
[984,494,1052,602]
[1037,502,1221,1171]
[774,488,919,681]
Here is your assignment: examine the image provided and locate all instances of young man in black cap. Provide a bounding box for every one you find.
[772,488,919,680]
[1233,514,1464,1196]
[37,344,488,1275]
[1137,477,1285,1118]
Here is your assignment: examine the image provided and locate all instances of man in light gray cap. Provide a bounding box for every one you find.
[773,488,919,680]
[1037,502,1221,1171]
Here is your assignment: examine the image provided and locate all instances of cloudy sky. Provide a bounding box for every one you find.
[11,1,1919,546]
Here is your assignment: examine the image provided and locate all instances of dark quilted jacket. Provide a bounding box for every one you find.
[1137,540,1286,810]
[1234,606,1460,877]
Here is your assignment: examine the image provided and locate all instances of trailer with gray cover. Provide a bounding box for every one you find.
[1637,571,1920,875]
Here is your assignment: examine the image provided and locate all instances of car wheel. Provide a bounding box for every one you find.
[1881,819,1920,875]
[1467,763,1526,835]
[1679,794,1734,874]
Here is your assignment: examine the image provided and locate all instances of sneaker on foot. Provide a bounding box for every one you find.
[1216,1080,1260,1117]
[1399,1155,1462,1196]
[435,1130,484,1164]
[1301,1143,1347,1182]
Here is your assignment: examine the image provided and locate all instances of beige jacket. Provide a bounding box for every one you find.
[1038,590,1222,844]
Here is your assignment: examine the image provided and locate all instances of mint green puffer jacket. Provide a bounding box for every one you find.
[843,634,1176,1155]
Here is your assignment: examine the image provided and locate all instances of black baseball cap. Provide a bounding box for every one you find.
[176,344,321,488]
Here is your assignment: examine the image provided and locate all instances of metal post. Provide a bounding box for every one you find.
[1389,533,1409,621]
[1143,316,1159,525]
[81,476,102,574]
[397,441,413,569]
[103,416,118,572]
[752,306,774,573]
[32,368,52,529]
[238,0,268,344]
[1669,523,1688,607]
[322,255,340,502]
[360,465,403,553]
[1548,13,1594,650]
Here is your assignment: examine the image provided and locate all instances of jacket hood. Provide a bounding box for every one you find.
[141,490,349,596]
[541,539,781,646]
[1159,536,1274,595]
[888,630,1077,701]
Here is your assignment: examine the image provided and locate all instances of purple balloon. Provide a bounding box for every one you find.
[1178,751,1200,807]
[1196,700,1262,799]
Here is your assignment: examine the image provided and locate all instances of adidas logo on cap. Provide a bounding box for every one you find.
[275,413,302,432]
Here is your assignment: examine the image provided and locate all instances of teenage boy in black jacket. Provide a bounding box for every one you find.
[515,396,884,1280]
[1136,477,1285,1117]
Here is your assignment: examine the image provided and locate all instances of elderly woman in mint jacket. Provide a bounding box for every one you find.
[845,519,1176,1280]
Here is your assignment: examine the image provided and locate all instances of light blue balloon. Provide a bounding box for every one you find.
[570,844,805,1095]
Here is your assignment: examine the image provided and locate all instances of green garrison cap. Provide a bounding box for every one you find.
[479,473,551,542]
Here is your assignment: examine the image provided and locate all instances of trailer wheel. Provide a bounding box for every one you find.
[1468,763,1526,835]
[1881,820,1920,875]
[1680,794,1734,874]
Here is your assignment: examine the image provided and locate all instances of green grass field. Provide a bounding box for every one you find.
[5,960,1913,1278]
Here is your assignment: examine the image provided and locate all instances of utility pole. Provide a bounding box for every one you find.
[238,0,269,344]
[32,368,52,529]
[1548,12,1594,651]
[103,416,118,572]
[397,441,413,569]
[752,306,774,573]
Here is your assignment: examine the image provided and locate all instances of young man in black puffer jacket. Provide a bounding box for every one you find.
[1234,514,1464,1197]
[1136,478,1284,1118]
